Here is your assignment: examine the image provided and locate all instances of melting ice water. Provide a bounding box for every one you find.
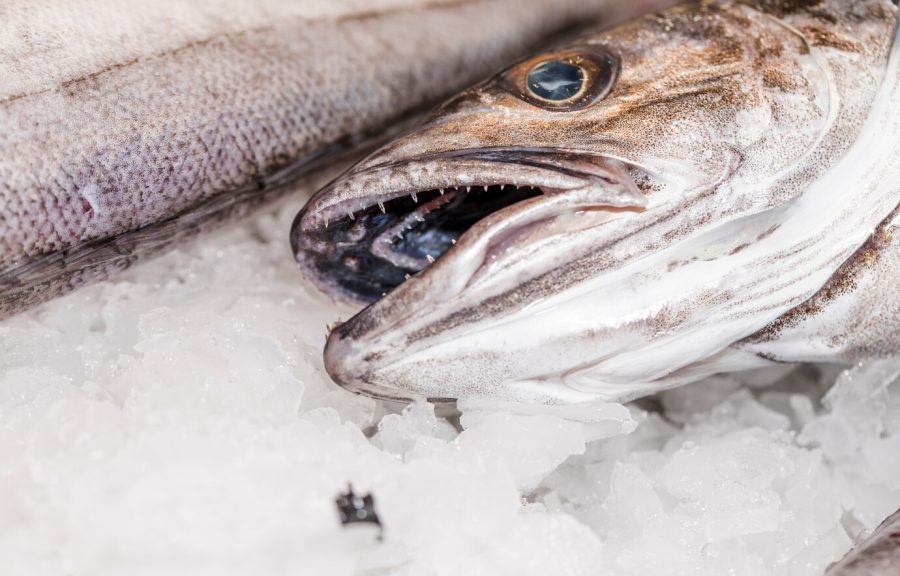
[0,193,898,576]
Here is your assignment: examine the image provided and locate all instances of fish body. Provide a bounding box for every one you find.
[294,0,900,404]
[0,0,656,319]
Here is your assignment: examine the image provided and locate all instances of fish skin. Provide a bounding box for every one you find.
[295,0,899,404]
[826,506,900,576]
[0,0,667,320]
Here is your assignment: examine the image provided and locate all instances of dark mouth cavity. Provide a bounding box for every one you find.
[296,185,542,302]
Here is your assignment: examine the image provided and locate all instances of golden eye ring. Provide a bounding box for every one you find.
[505,47,620,111]
[525,59,588,104]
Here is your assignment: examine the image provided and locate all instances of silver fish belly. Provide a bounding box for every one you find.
[293,0,900,404]
[0,0,653,320]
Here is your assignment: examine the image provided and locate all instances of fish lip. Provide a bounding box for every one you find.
[360,145,624,176]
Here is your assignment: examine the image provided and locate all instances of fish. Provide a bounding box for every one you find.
[0,0,667,320]
[826,506,900,575]
[292,0,900,405]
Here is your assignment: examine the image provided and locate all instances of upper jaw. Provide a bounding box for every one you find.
[294,147,631,230]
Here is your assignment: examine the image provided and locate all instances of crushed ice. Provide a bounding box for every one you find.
[1,197,898,575]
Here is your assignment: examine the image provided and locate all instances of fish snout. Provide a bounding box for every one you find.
[323,315,432,403]
[322,321,368,397]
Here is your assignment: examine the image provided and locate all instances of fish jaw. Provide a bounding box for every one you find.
[295,141,728,403]
[310,153,655,403]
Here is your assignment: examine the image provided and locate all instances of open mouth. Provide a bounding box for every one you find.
[292,183,544,302]
[291,152,649,305]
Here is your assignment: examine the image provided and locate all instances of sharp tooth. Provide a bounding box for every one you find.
[324,218,329,228]
[347,211,355,220]
[381,292,387,297]
[451,238,456,245]
[439,188,445,195]
[426,254,435,263]
[466,186,470,193]
[404,273,411,280]
[378,201,385,213]
[411,192,418,203]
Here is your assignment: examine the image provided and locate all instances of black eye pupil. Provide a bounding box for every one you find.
[526,60,585,101]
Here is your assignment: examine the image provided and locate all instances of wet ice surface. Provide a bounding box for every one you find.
[1,198,898,576]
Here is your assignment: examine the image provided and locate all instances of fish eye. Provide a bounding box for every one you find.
[507,48,619,111]
[526,60,586,102]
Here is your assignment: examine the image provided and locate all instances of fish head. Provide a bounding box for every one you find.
[292,3,835,404]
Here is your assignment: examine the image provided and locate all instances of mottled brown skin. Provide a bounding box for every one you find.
[0,0,669,320]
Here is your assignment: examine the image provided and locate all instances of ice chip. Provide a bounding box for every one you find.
[456,410,590,491]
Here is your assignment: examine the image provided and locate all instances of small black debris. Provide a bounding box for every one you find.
[335,484,381,528]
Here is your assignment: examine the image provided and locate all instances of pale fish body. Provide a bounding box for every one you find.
[293,0,900,404]
[0,0,666,319]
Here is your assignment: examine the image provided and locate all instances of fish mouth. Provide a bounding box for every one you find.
[291,148,648,305]
[291,148,651,401]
